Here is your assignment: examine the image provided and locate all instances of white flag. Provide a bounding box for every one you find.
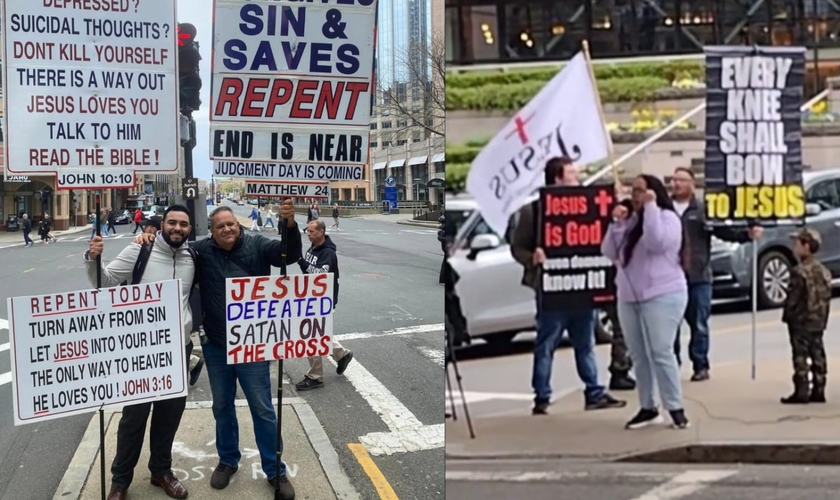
[465,52,612,236]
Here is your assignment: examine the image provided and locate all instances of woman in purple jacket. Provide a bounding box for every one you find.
[602,174,690,430]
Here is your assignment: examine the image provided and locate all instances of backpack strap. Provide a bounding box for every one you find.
[131,243,153,285]
[186,246,201,293]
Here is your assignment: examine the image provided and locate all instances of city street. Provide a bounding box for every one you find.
[447,460,840,500]
[0,213,444,500]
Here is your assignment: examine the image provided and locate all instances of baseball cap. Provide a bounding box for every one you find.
[790,227,822,250]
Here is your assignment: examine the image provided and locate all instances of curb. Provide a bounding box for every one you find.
[53,397,360,499]
[397,220,438,228]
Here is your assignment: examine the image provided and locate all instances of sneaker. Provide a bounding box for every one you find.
[626,408,663,429]
[532,399,549,415]
[210,463,238,489]
[584,393,627,411]
[669,409,690,429]
[268,475,296,500]
[336,351,354,375]
[189,359,204,386]
[609,374,636,391]
[691,369,710,382]
[295,377,324,391]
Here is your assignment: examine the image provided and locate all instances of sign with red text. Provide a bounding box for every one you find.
[246,180,329,198]
[209,0,376,164]
[225,274,334,364]
[538,186,616,309]
[7,280,187,426]
[1,0,180,189]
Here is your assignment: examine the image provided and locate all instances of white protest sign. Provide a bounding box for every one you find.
[7,280,187,426]
[246,180,329,198]
[214,161,364,181]
[1,0,180,189]
[209,0,376,164]
[225,274,334,364]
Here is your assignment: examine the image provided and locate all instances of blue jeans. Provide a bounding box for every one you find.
[532,307,604,403]
[619,291,688,412]
[674,282,712,371]
[202,342,285,478]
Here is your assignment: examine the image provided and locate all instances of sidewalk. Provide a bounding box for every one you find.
[0,223,93,245]
[56,396,359,500]
[447,357,840,463]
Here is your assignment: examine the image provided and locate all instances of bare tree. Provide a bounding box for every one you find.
[376,33,445,138]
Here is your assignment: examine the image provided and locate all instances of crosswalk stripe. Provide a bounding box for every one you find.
[416,346,444,367]
[629,470,737,500]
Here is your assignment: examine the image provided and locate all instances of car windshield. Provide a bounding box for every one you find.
[445,209,474,237]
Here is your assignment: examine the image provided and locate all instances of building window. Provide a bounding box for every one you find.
[397,139,407,146]
[370,123,377,130]
[397,120,408,127]
[383,141,391,147]
[383,121,392,129]
[355,188,366,202]
[343,188,352,200]
[370,142,378,148]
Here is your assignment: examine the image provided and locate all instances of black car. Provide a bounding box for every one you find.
[114,211,132,225]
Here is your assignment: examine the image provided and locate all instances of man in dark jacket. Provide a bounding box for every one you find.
[21,214,33,246]
[511,156,625,415]
[670,167,762,381]
[136,200,302,499]
[294,219,354,391]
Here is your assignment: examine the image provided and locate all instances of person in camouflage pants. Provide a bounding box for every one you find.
[781,228,832,405]
[602,303,636,391]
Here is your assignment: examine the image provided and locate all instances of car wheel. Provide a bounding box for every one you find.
[758,250,792,308]
[595,309,613,345]
[483,332,516,345]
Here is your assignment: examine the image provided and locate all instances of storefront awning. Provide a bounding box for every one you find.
[373,162,387,170]
[389,159,406,168]
[432,153,445,163]
[408,155,427,165]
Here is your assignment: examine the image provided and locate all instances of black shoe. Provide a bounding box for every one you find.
[810,390,827,403]
[781,392,810,404]
[585,393,627,411]
[268,475,296,500]
[532,399,549,415]
[210,463,238,489]
[336,351,354,375]
[669,409,690,429]
[295,377,324,391]
[625,408,663,429]
[189,359,204,386]
[691,369,710,382]
[609,374,636,391]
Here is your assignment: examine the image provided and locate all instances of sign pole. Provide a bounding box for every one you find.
[751,239,758,380]
[580,40,618,186]
[275,208,288,500]
[95,191,106,500]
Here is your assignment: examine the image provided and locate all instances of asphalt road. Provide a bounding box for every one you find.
[446,298,840,418]
[0,211,444,500]
[447,460,840,500]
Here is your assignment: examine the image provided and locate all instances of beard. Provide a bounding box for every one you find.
[162,230,186,248]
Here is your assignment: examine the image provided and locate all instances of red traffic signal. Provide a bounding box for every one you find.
[177,23,196,47]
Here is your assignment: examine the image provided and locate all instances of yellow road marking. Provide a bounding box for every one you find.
[348,443,399,500]
[23,268,34,273]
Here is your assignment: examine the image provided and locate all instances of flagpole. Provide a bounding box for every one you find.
[580,40,619,186]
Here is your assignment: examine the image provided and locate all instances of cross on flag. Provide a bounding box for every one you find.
[466,51,613,236]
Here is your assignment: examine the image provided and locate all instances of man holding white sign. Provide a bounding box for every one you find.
[85,205,196,500]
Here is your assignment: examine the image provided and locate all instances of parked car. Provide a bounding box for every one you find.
[448,197,612,346]
[444,194,477,248]
[711,169,840,308]
[143,205,166,219]
[113,210,132,225]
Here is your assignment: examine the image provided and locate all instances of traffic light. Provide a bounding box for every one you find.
[177,23,202,113]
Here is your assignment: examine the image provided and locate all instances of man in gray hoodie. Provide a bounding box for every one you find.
[85,205,196,500]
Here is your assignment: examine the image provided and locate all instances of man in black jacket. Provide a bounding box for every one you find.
[670,167,762,381]
[21,214,33,246]
[295,219,354,391]
[136,200,302,499]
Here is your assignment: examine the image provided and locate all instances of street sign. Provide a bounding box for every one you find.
[209,1,376,164]
[214,162,363,181]
[385,176,396,187]
[246,180,329,198]
[183,178,199,200]
[1,0,180,189]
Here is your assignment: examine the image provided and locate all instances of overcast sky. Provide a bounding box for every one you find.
[177,0,213,182]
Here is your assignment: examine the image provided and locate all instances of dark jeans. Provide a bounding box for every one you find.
[203,341,285,478]
[532,306,604,403]
[674,282,711,372]
[23,230,32,245]
[111,343,192,488]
